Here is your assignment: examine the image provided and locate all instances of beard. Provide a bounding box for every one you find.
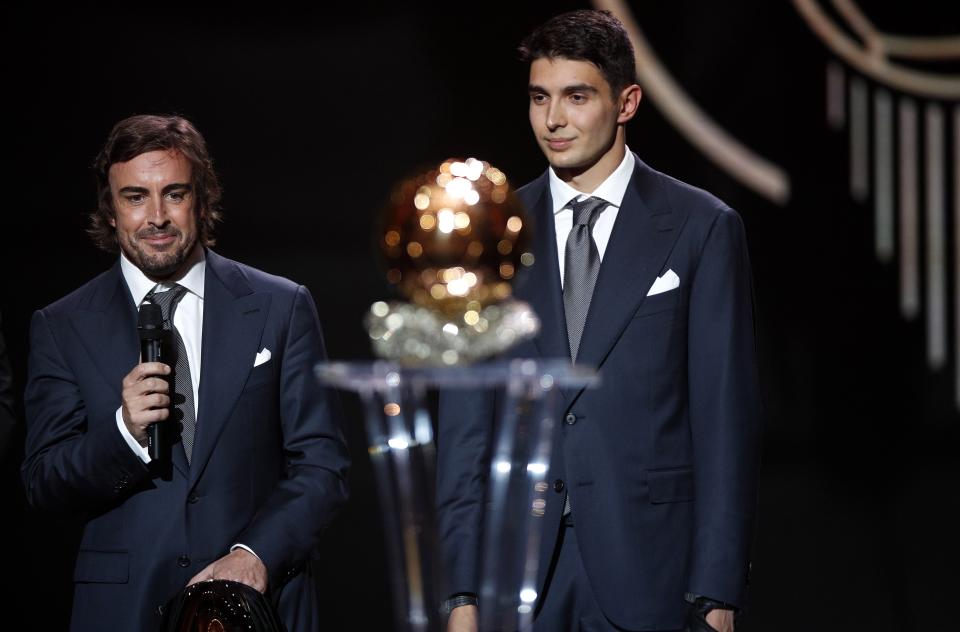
[120,226,197,280]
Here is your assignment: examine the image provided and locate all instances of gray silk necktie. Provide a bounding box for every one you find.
[563,196,608,361]
[146,284,196,464]
[561,196,607,517]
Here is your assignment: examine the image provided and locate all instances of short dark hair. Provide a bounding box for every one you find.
[518,9,637,94]
[89,114,222,253]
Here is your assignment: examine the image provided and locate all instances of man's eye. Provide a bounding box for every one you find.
[166,192,185,202]
[531,94,547,104]
[570,94,586,103]
[125,195,145,204]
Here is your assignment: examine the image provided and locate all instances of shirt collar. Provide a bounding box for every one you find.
[549,146,635,215]
[120,245,206,306]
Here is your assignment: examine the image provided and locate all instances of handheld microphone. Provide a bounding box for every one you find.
[138,302,165,461]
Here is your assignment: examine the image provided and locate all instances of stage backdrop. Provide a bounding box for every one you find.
[2,2,958,630]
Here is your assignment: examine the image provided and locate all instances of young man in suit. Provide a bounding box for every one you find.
[23,114,350,631]
[438,10,762,632]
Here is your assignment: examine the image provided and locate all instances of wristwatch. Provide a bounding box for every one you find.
[441,594,479,616]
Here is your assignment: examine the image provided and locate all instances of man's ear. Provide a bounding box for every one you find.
[617,83,642,124]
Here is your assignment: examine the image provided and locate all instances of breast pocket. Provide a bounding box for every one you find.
[244,361,277,392]
[632,287,685,319]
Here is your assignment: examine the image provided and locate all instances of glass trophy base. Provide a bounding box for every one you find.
[316,359,598,632]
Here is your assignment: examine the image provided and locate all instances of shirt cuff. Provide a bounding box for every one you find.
[230,543,261,561]
[116,407,151,463]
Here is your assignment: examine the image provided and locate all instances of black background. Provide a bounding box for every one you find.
[2,2,959,630]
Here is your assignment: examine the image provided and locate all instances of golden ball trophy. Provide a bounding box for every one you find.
[317,159,597,632]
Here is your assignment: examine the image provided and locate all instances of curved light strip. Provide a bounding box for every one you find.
[832,0,960,60]
[594,0,790,205]
[794,0,960,98]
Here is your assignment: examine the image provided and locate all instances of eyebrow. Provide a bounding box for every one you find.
[117,183,192,196]
[528,83,600,96]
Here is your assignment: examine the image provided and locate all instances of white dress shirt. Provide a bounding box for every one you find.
[549,147,635,288]
[113,247,259,560]
[115,247,205,461]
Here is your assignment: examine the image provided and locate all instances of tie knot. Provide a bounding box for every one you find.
[145,284,188,326]
[569,196,607,227]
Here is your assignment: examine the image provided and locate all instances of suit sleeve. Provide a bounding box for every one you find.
[21,309,149,512]
[685,208,762,606]
[234,285,350,589]
[436,387,496,597]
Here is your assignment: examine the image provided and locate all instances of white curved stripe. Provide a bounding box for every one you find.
[595,0,790,205]
[882,35,960,61]
[794,0,960,98]
[833,0,960,60]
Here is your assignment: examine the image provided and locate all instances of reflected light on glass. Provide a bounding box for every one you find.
[384,402,401,416]
[437,209,455,234]
[419,214,436,230]
[495,460,512,474]
[447,278,470,296]
[387,436,410,450]
[519,588,538,603]
[442,322,459,336]
[441,350,459,365]
[414,192,430,210]
[445,176,472,199]
[526,462,547,475]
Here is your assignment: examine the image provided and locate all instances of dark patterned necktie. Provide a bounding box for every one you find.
[145,284,196,464]
[563,196,608,361]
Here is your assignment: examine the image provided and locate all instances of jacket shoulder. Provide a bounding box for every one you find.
[38,267,121,318]
[207,252,303,297]
[648,167,735,226]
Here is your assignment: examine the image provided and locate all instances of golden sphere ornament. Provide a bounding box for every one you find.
[368,158,539,365]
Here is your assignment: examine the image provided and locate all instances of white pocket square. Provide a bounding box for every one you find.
[253,348,272,367]
[646,269,680,296]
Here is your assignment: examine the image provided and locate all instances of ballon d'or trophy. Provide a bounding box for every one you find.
[368,157,538,365]
[316,159,597,632]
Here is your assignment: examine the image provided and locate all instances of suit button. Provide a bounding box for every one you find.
[553,479,565,493]
[156,605,165,617]
[187,492,199,504]
[564,413,577,425]
[177,555,191,568]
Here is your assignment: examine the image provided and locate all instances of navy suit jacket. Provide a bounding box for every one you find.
[23,250,350,632]
[437,156,762,630]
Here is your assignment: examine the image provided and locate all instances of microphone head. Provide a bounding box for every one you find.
[138,301,164,337]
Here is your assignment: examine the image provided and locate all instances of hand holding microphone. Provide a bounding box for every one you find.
[119,302,171,459]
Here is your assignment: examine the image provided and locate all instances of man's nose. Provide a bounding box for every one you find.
[147,197,170,225]
[546,102,566,131]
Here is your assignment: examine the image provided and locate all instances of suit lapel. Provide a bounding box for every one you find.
[514,174,570,363]
[69,263,139,402]
[69,264,191,478]
[190,251,269,485]
[573,157,688,398]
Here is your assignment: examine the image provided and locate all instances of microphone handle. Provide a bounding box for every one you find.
[140,337,164,460]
